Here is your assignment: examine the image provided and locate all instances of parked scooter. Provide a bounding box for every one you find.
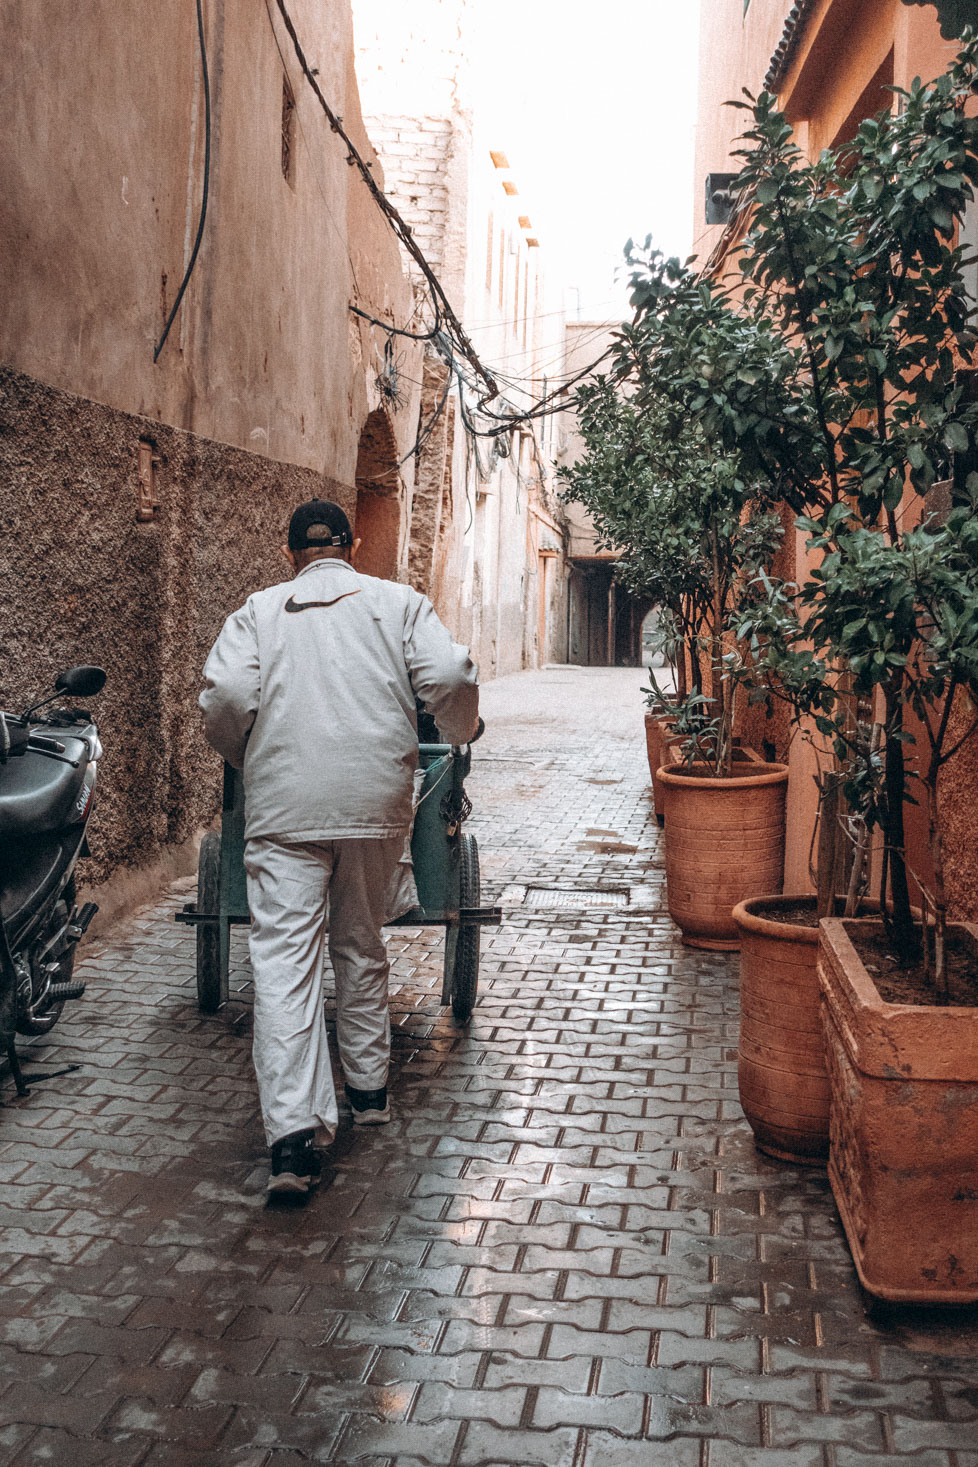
[0,666,106,1093]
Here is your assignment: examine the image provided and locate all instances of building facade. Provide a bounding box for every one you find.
[557,321,656,669]
[0,0,423,905]
[353,0,573,679]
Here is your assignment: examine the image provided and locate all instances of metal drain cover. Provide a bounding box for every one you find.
[520,887,629,910]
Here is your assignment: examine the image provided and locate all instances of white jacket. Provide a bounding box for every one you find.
[199,558,479,841]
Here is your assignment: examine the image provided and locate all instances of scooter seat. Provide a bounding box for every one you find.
[0,744,87,840]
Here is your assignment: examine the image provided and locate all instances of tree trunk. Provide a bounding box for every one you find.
[816,776,846,921]
[883,686,916,955]
[925,772,949,1000]
[710,529,732,776]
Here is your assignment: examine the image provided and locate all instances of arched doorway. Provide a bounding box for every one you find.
[354,408,401,581]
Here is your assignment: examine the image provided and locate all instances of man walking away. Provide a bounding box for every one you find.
[200,500,479,1196]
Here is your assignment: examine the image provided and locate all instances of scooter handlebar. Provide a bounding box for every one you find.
[0,712,30,763]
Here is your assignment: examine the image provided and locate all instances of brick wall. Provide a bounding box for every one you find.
[360,114,453,272]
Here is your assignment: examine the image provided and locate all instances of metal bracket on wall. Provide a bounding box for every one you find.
[137,440,161,522]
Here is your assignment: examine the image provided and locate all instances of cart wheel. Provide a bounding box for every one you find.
[196,832,223,1014]
[451,833,481,1021]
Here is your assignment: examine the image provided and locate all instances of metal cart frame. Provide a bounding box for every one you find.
[175,745,500,1021]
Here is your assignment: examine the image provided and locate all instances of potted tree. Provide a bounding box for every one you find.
[561,366,789,950]
[729,52,978,1245]
[812,506,978,1302]
[626,42,978,1286]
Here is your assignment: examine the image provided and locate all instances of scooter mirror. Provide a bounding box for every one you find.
[55,666,107,698]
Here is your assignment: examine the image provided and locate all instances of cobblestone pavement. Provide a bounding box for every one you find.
[2,664,977,1467]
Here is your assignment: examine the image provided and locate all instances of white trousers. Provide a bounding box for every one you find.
[243,835,404,1146]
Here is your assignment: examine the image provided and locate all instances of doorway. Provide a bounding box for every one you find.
[354,408,401,581]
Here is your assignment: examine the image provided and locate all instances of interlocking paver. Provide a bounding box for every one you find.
[0,665,974,1463]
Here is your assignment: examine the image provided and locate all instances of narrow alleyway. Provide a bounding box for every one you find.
[1,665,977,1467]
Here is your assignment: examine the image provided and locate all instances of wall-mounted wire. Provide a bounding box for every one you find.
[356,364,453,487]
[154,0,211,363]
[272,0,499,401]
[350,302,440,342]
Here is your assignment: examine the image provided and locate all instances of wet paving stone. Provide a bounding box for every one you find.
[0,665,976,1464]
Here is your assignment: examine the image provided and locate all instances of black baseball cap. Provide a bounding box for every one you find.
[288,499,354,551]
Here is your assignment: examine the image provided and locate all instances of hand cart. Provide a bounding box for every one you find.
[175,741,500,1021]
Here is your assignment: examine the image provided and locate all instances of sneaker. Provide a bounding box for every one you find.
[345,1083,391,1125]
[267,1128,322,1196]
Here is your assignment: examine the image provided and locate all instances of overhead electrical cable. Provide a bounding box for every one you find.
[272,0,499,400]
[356,369,454,486]
[266,0,619,461]
[349,302,440,343]
[472,347,617,430]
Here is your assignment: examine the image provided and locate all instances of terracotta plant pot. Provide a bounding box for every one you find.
[819,917,978,1303]
[733,895,829,1164]
[652,734,756,827]
[644,710,674,799]
[651,725,679,824]
[658,761,788,950]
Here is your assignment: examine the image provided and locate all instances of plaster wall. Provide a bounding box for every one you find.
[693,0,959,261]
[559,322,620,562]
[0,0,420,478]
[0,0,423,895]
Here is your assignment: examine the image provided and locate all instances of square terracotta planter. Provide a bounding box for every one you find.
[819,917,978,1303]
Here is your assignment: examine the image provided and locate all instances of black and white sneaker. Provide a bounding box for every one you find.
[345,1083,391,1125]
[267,1128,322,1196]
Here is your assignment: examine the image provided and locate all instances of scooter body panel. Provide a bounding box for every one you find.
[0,737,91,839]
[0,700,104,1058]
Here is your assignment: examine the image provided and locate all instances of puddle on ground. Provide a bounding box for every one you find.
[577,840,639,853]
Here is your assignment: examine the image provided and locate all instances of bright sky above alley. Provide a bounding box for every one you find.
[474,0,702,318]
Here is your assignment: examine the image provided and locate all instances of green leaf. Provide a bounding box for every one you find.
[945,421,970,453]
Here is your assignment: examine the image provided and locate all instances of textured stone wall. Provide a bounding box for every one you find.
[0,367,355,891]
[407,354,452,595]
[0,0,430,906]
[940,697,978,922]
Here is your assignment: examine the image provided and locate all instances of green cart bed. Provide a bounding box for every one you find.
[175,745,500,1021]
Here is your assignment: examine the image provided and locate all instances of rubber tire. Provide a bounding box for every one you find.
[196,832,223,1014]
[15,881,74,1036]
[451,833,480,1022]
